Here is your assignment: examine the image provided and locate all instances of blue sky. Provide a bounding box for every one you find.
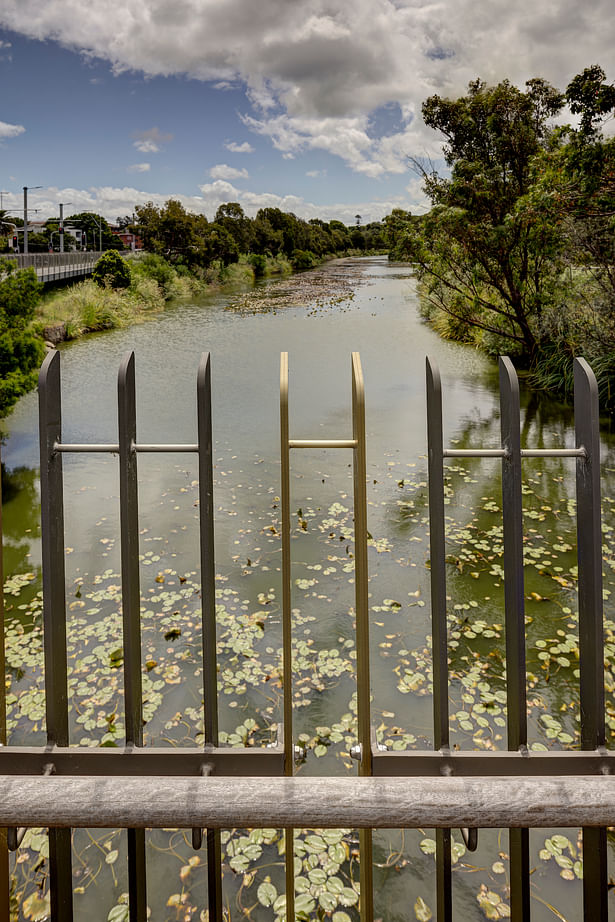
[0,0,612,226]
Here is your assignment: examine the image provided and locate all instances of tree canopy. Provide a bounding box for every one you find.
[398,77,565,356]
[0,263,45,417]
[384,64,615,406]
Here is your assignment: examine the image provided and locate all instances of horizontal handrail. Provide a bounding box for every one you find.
[0,775,614,829]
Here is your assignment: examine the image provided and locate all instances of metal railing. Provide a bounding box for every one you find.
[0,350,611,921]
[0,251,103,282]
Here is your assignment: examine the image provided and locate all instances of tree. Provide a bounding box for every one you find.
[405,77,564,357]
[214,202,253,252]
[134,200,208,265]
[92,251,131,289]
[566,64,615,138]
[0,263,45,417]
[520,66,615,403]
[65,212,121,251]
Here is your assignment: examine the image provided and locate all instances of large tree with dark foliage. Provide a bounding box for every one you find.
[401,76,564,357]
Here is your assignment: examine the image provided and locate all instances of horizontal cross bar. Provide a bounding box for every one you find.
[0,745,284,776]
[443,448,587,459]
[54,443,120,453]
[1,744,611,778]
[521,448,586,458]
[443,449,506,458]
[135,444,199,453]
[1,775,614,829]
[53,443,199,454]
[371,747,613,776]
[288,439,357,449]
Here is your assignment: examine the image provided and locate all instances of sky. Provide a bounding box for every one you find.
[0,0,613,226]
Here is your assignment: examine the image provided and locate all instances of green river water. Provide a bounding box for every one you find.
[2,256,615,921]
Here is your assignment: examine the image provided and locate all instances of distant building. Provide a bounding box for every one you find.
[110,228,143,250]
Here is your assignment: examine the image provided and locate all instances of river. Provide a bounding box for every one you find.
[2,256,614,921]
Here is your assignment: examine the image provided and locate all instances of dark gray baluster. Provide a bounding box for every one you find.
[499,358,530,921]
[426,358,452,922]
[118,353,147,921]
[38,351,73,920]
[197,353,223,921]
[574,358,607,922]
[0,441,9,913]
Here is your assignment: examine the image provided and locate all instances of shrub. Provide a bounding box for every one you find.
[0,264,45,418]
[249,253,267,278]
[92,251,131,289]
[291,249,316,270]
[133,253,177,298]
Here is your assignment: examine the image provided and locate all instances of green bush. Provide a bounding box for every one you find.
[249,253,267,278]
[133,253,177,298]
[92,251,131,289]
[291,249,316,270]
[0,264,45,418]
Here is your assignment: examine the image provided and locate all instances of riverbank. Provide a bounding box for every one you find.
[34,252,293,345]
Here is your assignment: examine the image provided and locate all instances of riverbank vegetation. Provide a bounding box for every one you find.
[0,204,386,419]
[35,251,289,343]
[385,65,615,410]
[132,200,386,270]
[0,263,45,417]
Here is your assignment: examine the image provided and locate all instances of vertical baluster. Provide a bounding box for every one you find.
[425,357,452,922]
[196,353,223,920]
[351,354,373,922]
[0,442,9,914]
[499,358,530,920]
[280,353,295,922]
[574,358,607,921]
[38,351,73,920]
[118,352,147,922]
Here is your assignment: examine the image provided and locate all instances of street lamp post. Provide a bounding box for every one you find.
[96,214,103,252]
[58,202,72,254]
[23,186,42,255]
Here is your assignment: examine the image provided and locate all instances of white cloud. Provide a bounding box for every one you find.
[225,140,254,153]
[0,120,25,140]
[1,0,613,174]
[127,162,151,173]
[132,127,173,154]
[209,163,249,180]
[306,169,326,178]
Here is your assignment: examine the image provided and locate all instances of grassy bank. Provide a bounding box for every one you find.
[35,252,293,342]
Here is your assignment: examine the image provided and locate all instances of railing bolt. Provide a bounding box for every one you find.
[350,743,362,762]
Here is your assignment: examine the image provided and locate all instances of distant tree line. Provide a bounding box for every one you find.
[130,201,386,271]
[383,65,615,409]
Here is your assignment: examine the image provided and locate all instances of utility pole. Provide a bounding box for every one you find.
[98,214,103,252]
[23,185,42,255]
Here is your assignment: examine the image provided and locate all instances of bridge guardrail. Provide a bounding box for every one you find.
[0,351,609,922]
